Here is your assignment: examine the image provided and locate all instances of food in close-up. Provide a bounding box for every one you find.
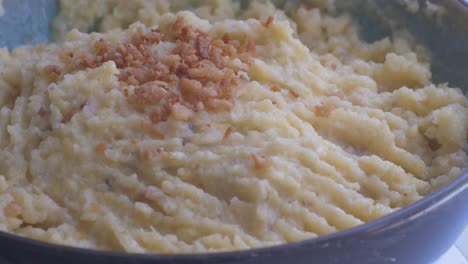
[0,0,467,253]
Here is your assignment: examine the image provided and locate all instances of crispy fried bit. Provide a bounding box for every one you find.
[180,77,204,97]
[38,106,47,116]
[76,53,100,69]
[320,58,327,67]
[64,15,255,134]
[228,39,241,49]
[4,201,22,217]
[43,65,62,78]
[262,16,274,28]
[205,98,233,111]
[127,82,168,106]
[60,49,74,60]
[94,142,107,152]
[426,137,442,151]
[289,90,300,99]
[62,101,87,123]
[222,33,231,43]
[122,86,130,97]
[270,85,281,92]
[148,127,165,140]
[139,117,152,129]
[171,103,194,121]
[172,17,186,35]
[149,109,170,123]
[245,38,256,55]
[209,47,224,68]
[314,103,335,117]
[133,30,161,47]
[251,153,271,170]
[172,42,198,65]
[188,62,224,82]
[223,126,234,140]
[139,149,155,161]
[159,54,181,69]
[196,34,211,59]
[140,119,166,139]
[94,38,109,55]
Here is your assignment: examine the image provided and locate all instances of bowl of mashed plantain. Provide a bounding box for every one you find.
[0,1,466,264]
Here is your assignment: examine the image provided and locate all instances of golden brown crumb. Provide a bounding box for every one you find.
[209,47,224,68]
[314,103,335,117]
[94,142,107,152]
[148,127,165,140]
[289,90,300,99]
[159,54,181,69]
[222,33,231,43]
[38,106,47,116]
[426,137,442,151]
[131,29,161,47]
[139,118,152,129]
[172,17,186,36]
[4,202,22,217]
[62,16,255,142]
[246,39,256,54]
[205,98,234,111]
[320,58,327,67]
[43,65,62,79]
[148,108,171,124]
[179,78,207,103]
[59,49,74,61]
[188,62,225,82]
[196,34,211,60]
[94,38,109,55]
[171,103,194,121]
[262,16,274,28]
[76,53,100,69]
[223,126,234,140]
[62,101,87,123]
[127,82,168,106]
[270,86,281,92]
[251,153,271,170]
[139,149,155,161]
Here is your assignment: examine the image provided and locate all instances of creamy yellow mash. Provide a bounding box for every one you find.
[0,0,466,253]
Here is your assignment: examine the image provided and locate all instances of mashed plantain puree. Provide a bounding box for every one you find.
[0,0,466,253]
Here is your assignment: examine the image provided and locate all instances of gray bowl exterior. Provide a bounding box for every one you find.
[0,0,467,263]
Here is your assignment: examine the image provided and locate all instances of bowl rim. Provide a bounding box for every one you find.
[0,170,466,261]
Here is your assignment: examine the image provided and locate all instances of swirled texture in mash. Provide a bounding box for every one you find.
[0,0,467,253]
